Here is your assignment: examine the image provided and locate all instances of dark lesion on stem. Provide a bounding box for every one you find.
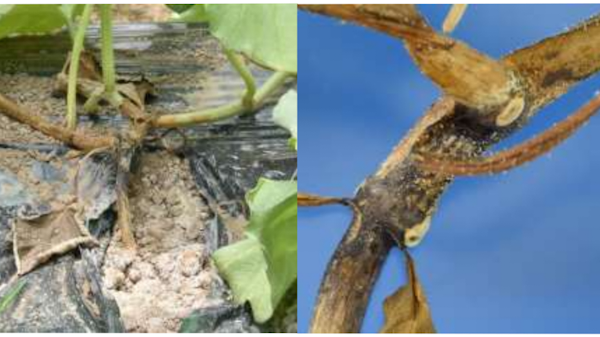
[300,5,600,333]
[413,93,600,176]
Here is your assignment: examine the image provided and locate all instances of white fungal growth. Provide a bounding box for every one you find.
[404,214,432,247]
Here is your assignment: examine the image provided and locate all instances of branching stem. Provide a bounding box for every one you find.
[415,93,600,176]
[224,48,256,110]
[154,71,292,128]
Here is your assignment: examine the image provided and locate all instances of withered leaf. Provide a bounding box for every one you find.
[380,250,435,333]
[13,206,97,276]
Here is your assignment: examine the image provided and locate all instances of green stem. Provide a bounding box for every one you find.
[100,4,116,95]
[224,48,256,109]
[66,4,93,130]
[254,71,292,105]
[154,71,293,128]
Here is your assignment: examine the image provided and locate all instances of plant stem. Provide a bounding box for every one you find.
[0,93,115,151]
[255,71,292,104]
[100,4,116,96]
[224,48,256,110]
[66,4,93,130]
[154,71,293,128]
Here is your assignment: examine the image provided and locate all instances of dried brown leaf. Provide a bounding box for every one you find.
[13,206,98,276]
[380,250,435,333]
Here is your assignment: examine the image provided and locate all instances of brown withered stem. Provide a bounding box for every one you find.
[414,93,600,176]
[0,93,115,151]
[300,5,600,333]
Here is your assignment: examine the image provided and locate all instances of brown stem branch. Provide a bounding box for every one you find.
[306,8,600,333]
[0,93,115,151]
[298,192,348,207]
[414,93,600,176]
[300,5,522,117]
[299,5,438,44]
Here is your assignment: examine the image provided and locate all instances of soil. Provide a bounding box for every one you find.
[101,152,226,333]
[0,75,64,145]
[0,21,289,330]
[0,74,235,332]
[99,5,173,23]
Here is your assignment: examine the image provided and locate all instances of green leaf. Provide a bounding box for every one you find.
[166,4,195,14]
[255,190,297,311]
[246,178,297,221]
[213,238,273,322]
[213,179,297,323]
[0,5,70,40]
[171,4,209,23]
[273,90,297,151]
[205,4,297,73]
[0,280,26,314]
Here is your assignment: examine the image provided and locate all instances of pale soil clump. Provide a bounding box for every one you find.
[102,152,226,333]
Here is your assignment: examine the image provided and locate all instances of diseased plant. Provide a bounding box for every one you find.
[299,4,600,333]
[0,4,296,326]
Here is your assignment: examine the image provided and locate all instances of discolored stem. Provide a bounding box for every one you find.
[0,93,115,151]
[300,6,600,333]
[414,93,600,176]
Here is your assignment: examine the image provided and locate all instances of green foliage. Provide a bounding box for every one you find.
[166,4,195,14]
[0,280,26,314]
[205,4,297,73]
[213,179,297,323]
[0,5,80,40]
[273,90,297,150]
[172,4,297,73]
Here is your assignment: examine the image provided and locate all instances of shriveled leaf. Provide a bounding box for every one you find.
[213,179,297,323]
[381,251,435,333]
[273,90,297,150]
[13,206,97,275]
[0,5,70,40]
[205,4,297,73]
[0,280,26,314]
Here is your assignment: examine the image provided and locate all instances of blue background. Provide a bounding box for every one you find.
[298,5,600,333]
